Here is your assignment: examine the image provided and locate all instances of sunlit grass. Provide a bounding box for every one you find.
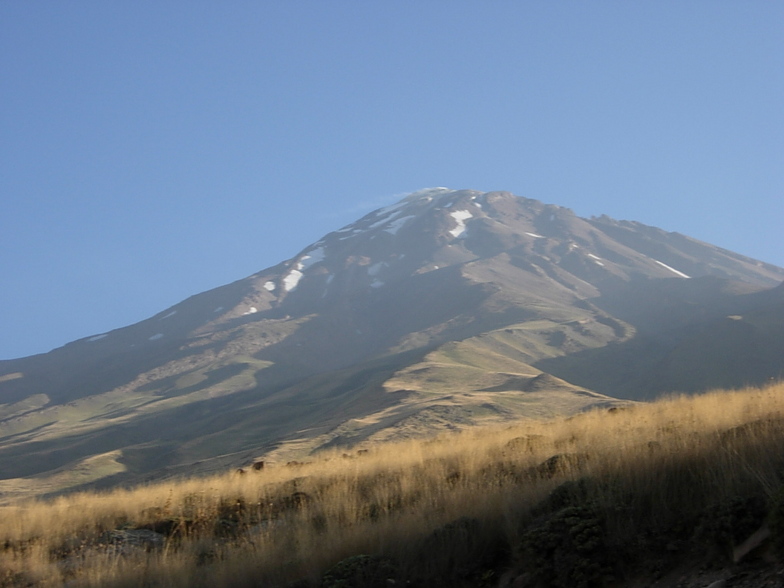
[2,381,784,586]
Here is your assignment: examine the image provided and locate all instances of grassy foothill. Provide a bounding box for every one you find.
[2,382,784,587]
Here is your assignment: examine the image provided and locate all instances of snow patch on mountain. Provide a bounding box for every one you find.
[588,254,605,265]
[338,189,458,236]
[335,226,361,237]
[280,247,327,293]
[449,210,473,238]
[88,334,107,342]
[283,270,304,292]
[299,247,325,270]
[367,262,386,276]
[368,212,400,230]
[160,311,177,320]
[263,281,276,292]
[149,333,164,341]
[377,198,410,216]
[654,260,691,278]
[384,215,416,235]
[337,230,361,240]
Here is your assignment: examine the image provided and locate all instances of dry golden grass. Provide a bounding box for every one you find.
[2,381,784,587]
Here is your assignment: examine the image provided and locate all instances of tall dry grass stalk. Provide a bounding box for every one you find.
[1,381,783,586]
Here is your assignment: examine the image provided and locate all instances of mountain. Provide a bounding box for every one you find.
[1,188,783,499]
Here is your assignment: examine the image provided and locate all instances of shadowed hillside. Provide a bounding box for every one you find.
[2,382,784,587]
[538,279,784,399]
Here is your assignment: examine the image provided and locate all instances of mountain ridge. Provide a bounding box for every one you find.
[1,188,782,499]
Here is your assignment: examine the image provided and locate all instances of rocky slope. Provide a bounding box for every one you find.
[1,188,782,498]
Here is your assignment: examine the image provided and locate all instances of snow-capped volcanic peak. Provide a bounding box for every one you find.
[231,187,721,311]
[403,187,452,203]
[329,188,473,242]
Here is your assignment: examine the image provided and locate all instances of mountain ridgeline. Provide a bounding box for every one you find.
[1,188,783,497]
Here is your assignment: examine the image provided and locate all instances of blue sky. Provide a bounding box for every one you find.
[1,2,782,360]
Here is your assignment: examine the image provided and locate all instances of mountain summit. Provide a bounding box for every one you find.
[1,188,783,498]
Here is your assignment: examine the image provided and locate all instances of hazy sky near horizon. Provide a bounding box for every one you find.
[1,2,782,360]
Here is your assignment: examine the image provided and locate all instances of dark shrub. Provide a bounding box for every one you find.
[694,495,768,561]
[321,554,398,588]
[412,517,506,587]
[768,486,784,556]
[520,505,613,588]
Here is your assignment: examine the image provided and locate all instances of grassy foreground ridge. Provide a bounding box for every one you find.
[3,382,784,587]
